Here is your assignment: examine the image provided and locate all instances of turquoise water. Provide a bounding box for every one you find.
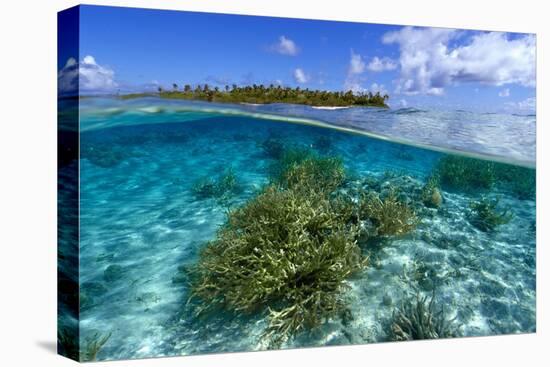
[60,97,536,361]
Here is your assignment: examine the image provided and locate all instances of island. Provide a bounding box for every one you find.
[120,84,390,108]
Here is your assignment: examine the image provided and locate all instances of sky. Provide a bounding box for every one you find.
[58,5,536,113]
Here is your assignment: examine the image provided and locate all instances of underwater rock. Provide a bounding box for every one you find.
[80,282,108,312]
[420,231,434,244]
[382,294,393,307]
[480,298,509,319]
[419,278,435,291]
[103,264,128,283]
[135,292,161,306]
[456,306,475,323]
[81,281,108,298]
[433,235,463,250]
[510,305,536,331]
[362,175,382,192]
[340,308,354,327]
[479,278,507,298]
[342,329,357,343]
[448,253,465,266]
[95,253,115,263]
[80,292,97,312]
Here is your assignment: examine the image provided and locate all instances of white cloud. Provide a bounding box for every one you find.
[58,55,118,94]
[369,83,388,95]
[65,57,77,68]
[382,27,535,95]
[82,55,96,65]
[293,68,309,83]
[505,97,535,111]
[517,97,536,110]
[349,50,366,75]
[79,55,117,92]
[58,57,80,94]
[399,99,408,107]
[272,36,299,56]
[344,80,365,93]
[498,88,510,97]
[367,56,397,72]
[344,50,367,93]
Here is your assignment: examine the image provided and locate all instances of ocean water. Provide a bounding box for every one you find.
[59,97,536,361]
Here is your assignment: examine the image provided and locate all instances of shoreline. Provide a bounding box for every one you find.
[311,106,351,110]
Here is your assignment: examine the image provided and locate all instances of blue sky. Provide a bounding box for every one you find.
[58,5,536,113]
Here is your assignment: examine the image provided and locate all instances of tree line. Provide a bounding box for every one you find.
[123,83,389,107]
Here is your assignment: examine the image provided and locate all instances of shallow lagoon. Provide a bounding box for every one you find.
[63,98,535,360]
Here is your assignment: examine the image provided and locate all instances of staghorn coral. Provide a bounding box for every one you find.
[358,190,419,237]
[493,163,536,200]
[190,155,367,347]
[57,328,79,361]
[468,197,513,232]
[192,168,239,200]
[389,293,461,341]
[77,331,112,362]
[435,155,495,191]
[278,155,346,195]
[268,146,315,180]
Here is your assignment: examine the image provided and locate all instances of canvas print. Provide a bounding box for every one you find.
[57,5,536,362]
